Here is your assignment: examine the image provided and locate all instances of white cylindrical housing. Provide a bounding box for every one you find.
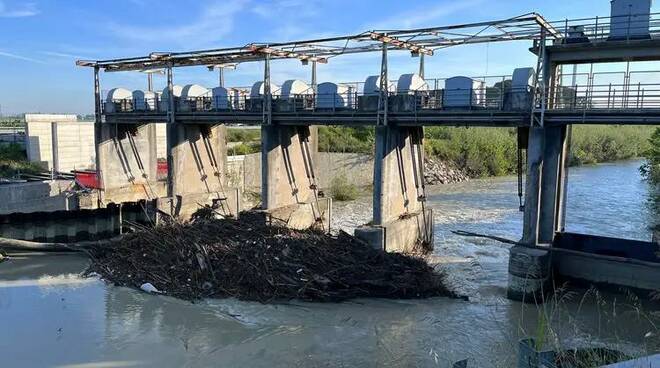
[363,76,396,96]
[159,85,183,112]
[212,87,230,109]
[132,90,157,111]
[179,84,210,110]
[316,82,350,108]
[105,88,132,113]
[511,68,536,91]
[280,80,311,99]
[396,74,429,94]
[443,76,486,108]
[250,81,280,97]
[181,84,210,99]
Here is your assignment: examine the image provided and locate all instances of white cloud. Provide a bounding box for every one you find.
[368,0,486,30]
[252,0,321,19]
[40,51,91,60]
[106,0,248,49]
[0,50,44,63]
[0,1,38,17]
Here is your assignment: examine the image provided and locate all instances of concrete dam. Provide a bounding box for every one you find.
[5,6,658,303]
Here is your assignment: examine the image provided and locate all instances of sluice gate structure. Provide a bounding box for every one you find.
[74,5,660,302]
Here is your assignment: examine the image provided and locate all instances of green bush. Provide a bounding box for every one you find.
[424,127,518,177]
[424,125,653,178]
[569,125,652,166]
[641,127,660,183]
[0,143,42,178]
[329,174,360,201]
[229,142,260,156]
[318,126,374,154]
[227,128,261,143]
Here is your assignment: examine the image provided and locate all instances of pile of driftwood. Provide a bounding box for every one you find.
[85,211,454,302]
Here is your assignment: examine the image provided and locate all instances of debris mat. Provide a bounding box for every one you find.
[85,211,457,302]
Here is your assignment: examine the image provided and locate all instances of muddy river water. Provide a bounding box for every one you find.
[1,160,657,367]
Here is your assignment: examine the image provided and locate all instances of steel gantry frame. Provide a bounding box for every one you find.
[77,13,560,73]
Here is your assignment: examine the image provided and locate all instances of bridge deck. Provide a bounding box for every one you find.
[103,108,660,126]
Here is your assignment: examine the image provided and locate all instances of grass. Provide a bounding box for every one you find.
[0,143,42,178]
[329,174,360,201]
[491,285,660,368]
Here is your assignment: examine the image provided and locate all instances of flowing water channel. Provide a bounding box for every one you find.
[1,160,657,367]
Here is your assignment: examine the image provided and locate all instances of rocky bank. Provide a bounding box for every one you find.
[423,157,470,185]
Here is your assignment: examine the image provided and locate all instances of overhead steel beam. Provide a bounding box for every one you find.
[76,12,561,72]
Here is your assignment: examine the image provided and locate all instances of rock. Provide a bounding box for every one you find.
[423,158,469,185]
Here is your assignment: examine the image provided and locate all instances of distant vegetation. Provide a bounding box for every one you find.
[318,126,374,154]
[227,128,261,155]
[227,125,654,178]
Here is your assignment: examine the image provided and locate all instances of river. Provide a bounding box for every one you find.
[1,160,657,367]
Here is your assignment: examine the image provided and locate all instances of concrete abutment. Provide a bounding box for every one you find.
[261,124,330,231]
[98,123,162,204]
[355,125,433,252]
[165,124,240,219]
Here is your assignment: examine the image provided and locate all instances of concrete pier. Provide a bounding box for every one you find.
[261,124,330,230]
[165,124,240,218]
[98,123,163,204]
[355,125,433,252]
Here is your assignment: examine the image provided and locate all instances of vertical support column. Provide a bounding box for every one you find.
[357,126,432,252]
[218,67,225,88]
[97,123,159,204]
[538,126,568,243]
[377,41,389,126]
[169,124,240,219]
[311,60,317,94]
[263,54,272,126]
[93,66,103,206]
[522,127,545,245]
[260,124,329,230]
[418,53,425,79]
[166,66,176,200]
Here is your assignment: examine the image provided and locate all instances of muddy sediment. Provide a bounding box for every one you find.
[85,211,455,302]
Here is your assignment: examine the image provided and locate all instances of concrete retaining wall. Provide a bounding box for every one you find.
[25,114,167,172]
[0,201,154,242]
[227,152,373,192]
[0,180,78,214]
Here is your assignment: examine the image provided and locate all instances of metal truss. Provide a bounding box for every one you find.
[76,13,560,72]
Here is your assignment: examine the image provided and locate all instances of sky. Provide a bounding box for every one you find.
[0,0,659,115]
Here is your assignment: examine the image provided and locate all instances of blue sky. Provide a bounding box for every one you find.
[0,0,658,115]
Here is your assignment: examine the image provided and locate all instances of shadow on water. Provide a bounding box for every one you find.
[0,160,658,367]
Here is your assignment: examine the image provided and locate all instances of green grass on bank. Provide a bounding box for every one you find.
[0,143,43,178]
[226,125,655,178]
